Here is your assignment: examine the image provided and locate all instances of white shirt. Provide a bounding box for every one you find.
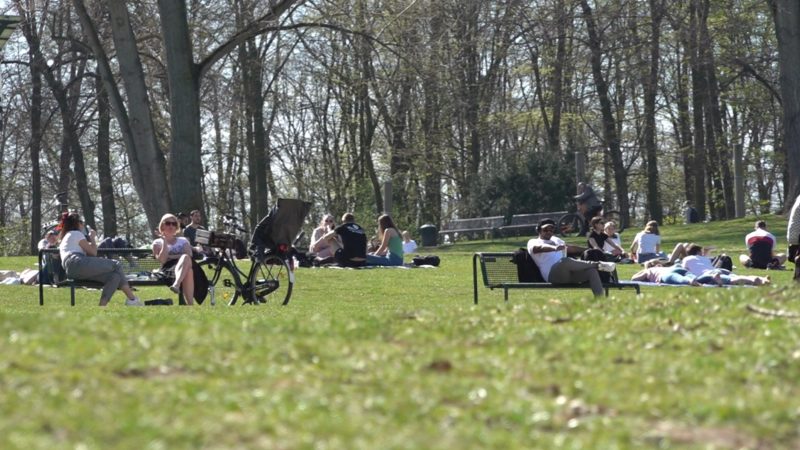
[745,228,776,251]
[633,231,661,254]
[403,240,418,254]
[682,255,715,276]
[59,230,86,260]
[527,235,566,281]
[788,195,800,245]
[603,234,621,253]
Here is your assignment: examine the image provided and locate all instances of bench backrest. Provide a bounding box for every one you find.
[477,252,521,287]
[442,216,505,231]
[38,248,164,282]
[508,211,567,226]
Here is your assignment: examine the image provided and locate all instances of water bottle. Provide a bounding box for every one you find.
[209,285,216,306]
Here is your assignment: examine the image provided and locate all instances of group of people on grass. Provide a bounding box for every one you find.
[48,207,422,306]
[42,184,800,306]
[308,213,417,268]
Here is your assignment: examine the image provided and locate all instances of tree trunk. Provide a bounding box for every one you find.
[689,0,707,220]
[643,0,664,223]
[29,54,43,254]
[580,0,630,228]
[96,76,117,237]
[73,0,171,232]
[158,0,204,214]
[770,0,800,205]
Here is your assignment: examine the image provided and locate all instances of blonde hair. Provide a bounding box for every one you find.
[158,213,179,232]
[644,220,659,235]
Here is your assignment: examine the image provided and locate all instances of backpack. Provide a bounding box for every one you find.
[511,248,545,282]
[712,254,733,271]
[413,255,440,267]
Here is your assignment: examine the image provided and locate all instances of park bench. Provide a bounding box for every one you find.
[438,216,505,243]
[472,251,640,304]
[37,248,180,306]
[495,211,567,237]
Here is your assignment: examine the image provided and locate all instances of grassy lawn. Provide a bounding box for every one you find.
[1,215,799,449]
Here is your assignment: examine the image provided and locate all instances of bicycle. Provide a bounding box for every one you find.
[557,204,623,238]
[196,198,311,306]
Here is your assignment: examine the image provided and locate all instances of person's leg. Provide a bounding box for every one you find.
[171,254,190,289]
[175,254,194,305]
[548,258,604,296]
[667,243,687,265]
[66,257,126,305]
[739,254,752,267]
[366,254,391,266]
[660,267,698,285]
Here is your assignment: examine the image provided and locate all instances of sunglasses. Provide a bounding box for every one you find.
[163,221,178,227]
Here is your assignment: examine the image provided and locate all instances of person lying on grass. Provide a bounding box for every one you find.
[632,262,728,286]
[682,243,770,286]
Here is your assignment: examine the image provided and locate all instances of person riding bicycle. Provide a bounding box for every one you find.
[574,182,602,235]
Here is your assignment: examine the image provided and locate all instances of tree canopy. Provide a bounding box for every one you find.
[0,0,797,255]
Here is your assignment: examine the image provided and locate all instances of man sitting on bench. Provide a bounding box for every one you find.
[528,221,616,297]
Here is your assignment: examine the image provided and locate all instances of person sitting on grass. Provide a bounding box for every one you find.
[682,243,770,286]
[587,216,627,262]
[58,212,143,306]
[366,214,404,267]
[322,212,367,267]
[402,230,418,254]
[310,214,339,265]
[528,222,616,297]
[739,220,786,269]
[630,220,667,264]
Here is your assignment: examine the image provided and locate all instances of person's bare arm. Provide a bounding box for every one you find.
[530,241,564,254]
[78,230,98,256]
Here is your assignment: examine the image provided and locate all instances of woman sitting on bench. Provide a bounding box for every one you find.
[153,213,197,305]
[58,212,143,306]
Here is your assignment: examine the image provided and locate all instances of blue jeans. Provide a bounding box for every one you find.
[659,267,696,285]
[696,269,734,285]
[638,252,667,263]
[366,252,403,266]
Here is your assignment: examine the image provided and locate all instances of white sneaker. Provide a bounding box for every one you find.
[597,262,616,273]
[125,297,144,306]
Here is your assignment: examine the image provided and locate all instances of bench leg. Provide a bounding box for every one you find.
[473,253,479,305]
[504,288,508,302]
[71,284,76,306]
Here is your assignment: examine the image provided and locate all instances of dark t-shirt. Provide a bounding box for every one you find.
[335,222,367,260]
[587,230,608,250]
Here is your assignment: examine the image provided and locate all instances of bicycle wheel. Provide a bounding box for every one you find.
[602,210,624,233]
[249,255,294,305]
[198,257,242,306]
[557,213,584,238]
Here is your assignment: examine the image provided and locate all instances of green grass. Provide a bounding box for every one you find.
[2,215,799,449]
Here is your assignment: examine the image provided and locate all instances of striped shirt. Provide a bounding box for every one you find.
[788,195,800,245]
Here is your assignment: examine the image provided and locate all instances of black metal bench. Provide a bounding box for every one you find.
[472,252,640,304]
[495,211,567,237]
[37,248,179,306]
[438,216,505,243]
